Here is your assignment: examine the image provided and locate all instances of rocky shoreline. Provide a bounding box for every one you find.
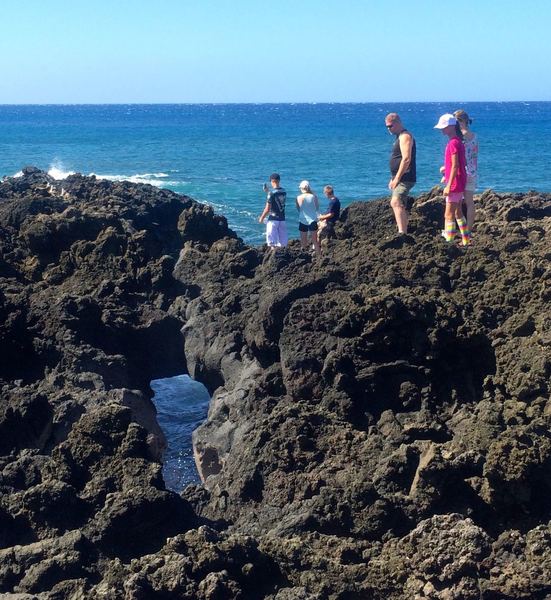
[1,167,550,599]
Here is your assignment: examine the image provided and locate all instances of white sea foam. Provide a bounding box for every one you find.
[48,166,76,180]
[13,163,179,189]
[111,172,170,179]
[90,173,178,187]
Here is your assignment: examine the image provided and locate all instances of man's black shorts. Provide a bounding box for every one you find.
[299,221,318,232]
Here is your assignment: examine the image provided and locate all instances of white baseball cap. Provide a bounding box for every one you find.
[299,180,310,192]
[434,113,457,129]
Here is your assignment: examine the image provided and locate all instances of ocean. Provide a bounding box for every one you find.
[2,102,549,489]
[150,376,211,491]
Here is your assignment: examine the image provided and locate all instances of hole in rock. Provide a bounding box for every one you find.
[150,374,210,492]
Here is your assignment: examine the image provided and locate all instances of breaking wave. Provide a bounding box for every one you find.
[45,165,177,187]
[91,172,176,187]
[48,166,76,180]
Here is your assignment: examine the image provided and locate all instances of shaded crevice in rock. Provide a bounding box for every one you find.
[0,394,53,454]
[0,300,61,385]
[426,331,497,406]
[245,270,347,367]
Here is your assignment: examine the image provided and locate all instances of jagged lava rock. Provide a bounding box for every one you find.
[1,169,550,598]
[178,188,551,598]
[0,170,281,599]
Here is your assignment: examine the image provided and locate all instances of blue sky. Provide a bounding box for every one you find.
[1,0,550,103]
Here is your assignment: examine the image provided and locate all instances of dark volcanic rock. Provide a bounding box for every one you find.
[177,188,551,598]
[0,170,283,598]
[1,169,550,598]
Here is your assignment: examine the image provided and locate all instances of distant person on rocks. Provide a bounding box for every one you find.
[434,113,470,246]
[259,173,288,248]
[385,113,417,234]
[296,180,321,256]
[454,109,478,233]
[317,185,341,240]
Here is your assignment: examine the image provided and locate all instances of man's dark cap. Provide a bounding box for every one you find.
[270,173,280,182]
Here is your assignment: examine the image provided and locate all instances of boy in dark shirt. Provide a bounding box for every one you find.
[259,173,288,247]
[318,185,341,239]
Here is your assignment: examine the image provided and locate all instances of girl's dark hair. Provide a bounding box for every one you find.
[455,122,464,140]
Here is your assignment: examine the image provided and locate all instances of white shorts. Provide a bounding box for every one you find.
[465,175,477,192]
[266,220,288,247]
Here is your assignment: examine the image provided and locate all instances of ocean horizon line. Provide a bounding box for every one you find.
[1,100,550,107]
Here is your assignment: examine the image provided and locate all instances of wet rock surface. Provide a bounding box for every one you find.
[1,169,550,598]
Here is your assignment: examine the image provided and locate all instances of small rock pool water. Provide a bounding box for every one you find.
[150,374,210,491]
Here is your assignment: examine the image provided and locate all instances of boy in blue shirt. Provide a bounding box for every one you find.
[318,185,341,239]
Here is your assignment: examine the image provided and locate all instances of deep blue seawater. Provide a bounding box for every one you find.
[2,103,549,489]
[150,376,210,490]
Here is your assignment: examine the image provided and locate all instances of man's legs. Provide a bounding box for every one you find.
[390,182,413,234]
[266,220,278,247]
[390,195,409,234]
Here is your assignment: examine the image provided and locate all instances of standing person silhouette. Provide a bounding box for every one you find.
[296,180,321,257]
[317,184,341,240]
[454,109,479,233]
[434,114,470,246]
[259,173,288,248]
[385,113,417,234]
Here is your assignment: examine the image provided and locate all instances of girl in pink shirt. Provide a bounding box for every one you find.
[434,113,470,246]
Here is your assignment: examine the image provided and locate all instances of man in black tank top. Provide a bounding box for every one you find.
[385,113,416,234]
